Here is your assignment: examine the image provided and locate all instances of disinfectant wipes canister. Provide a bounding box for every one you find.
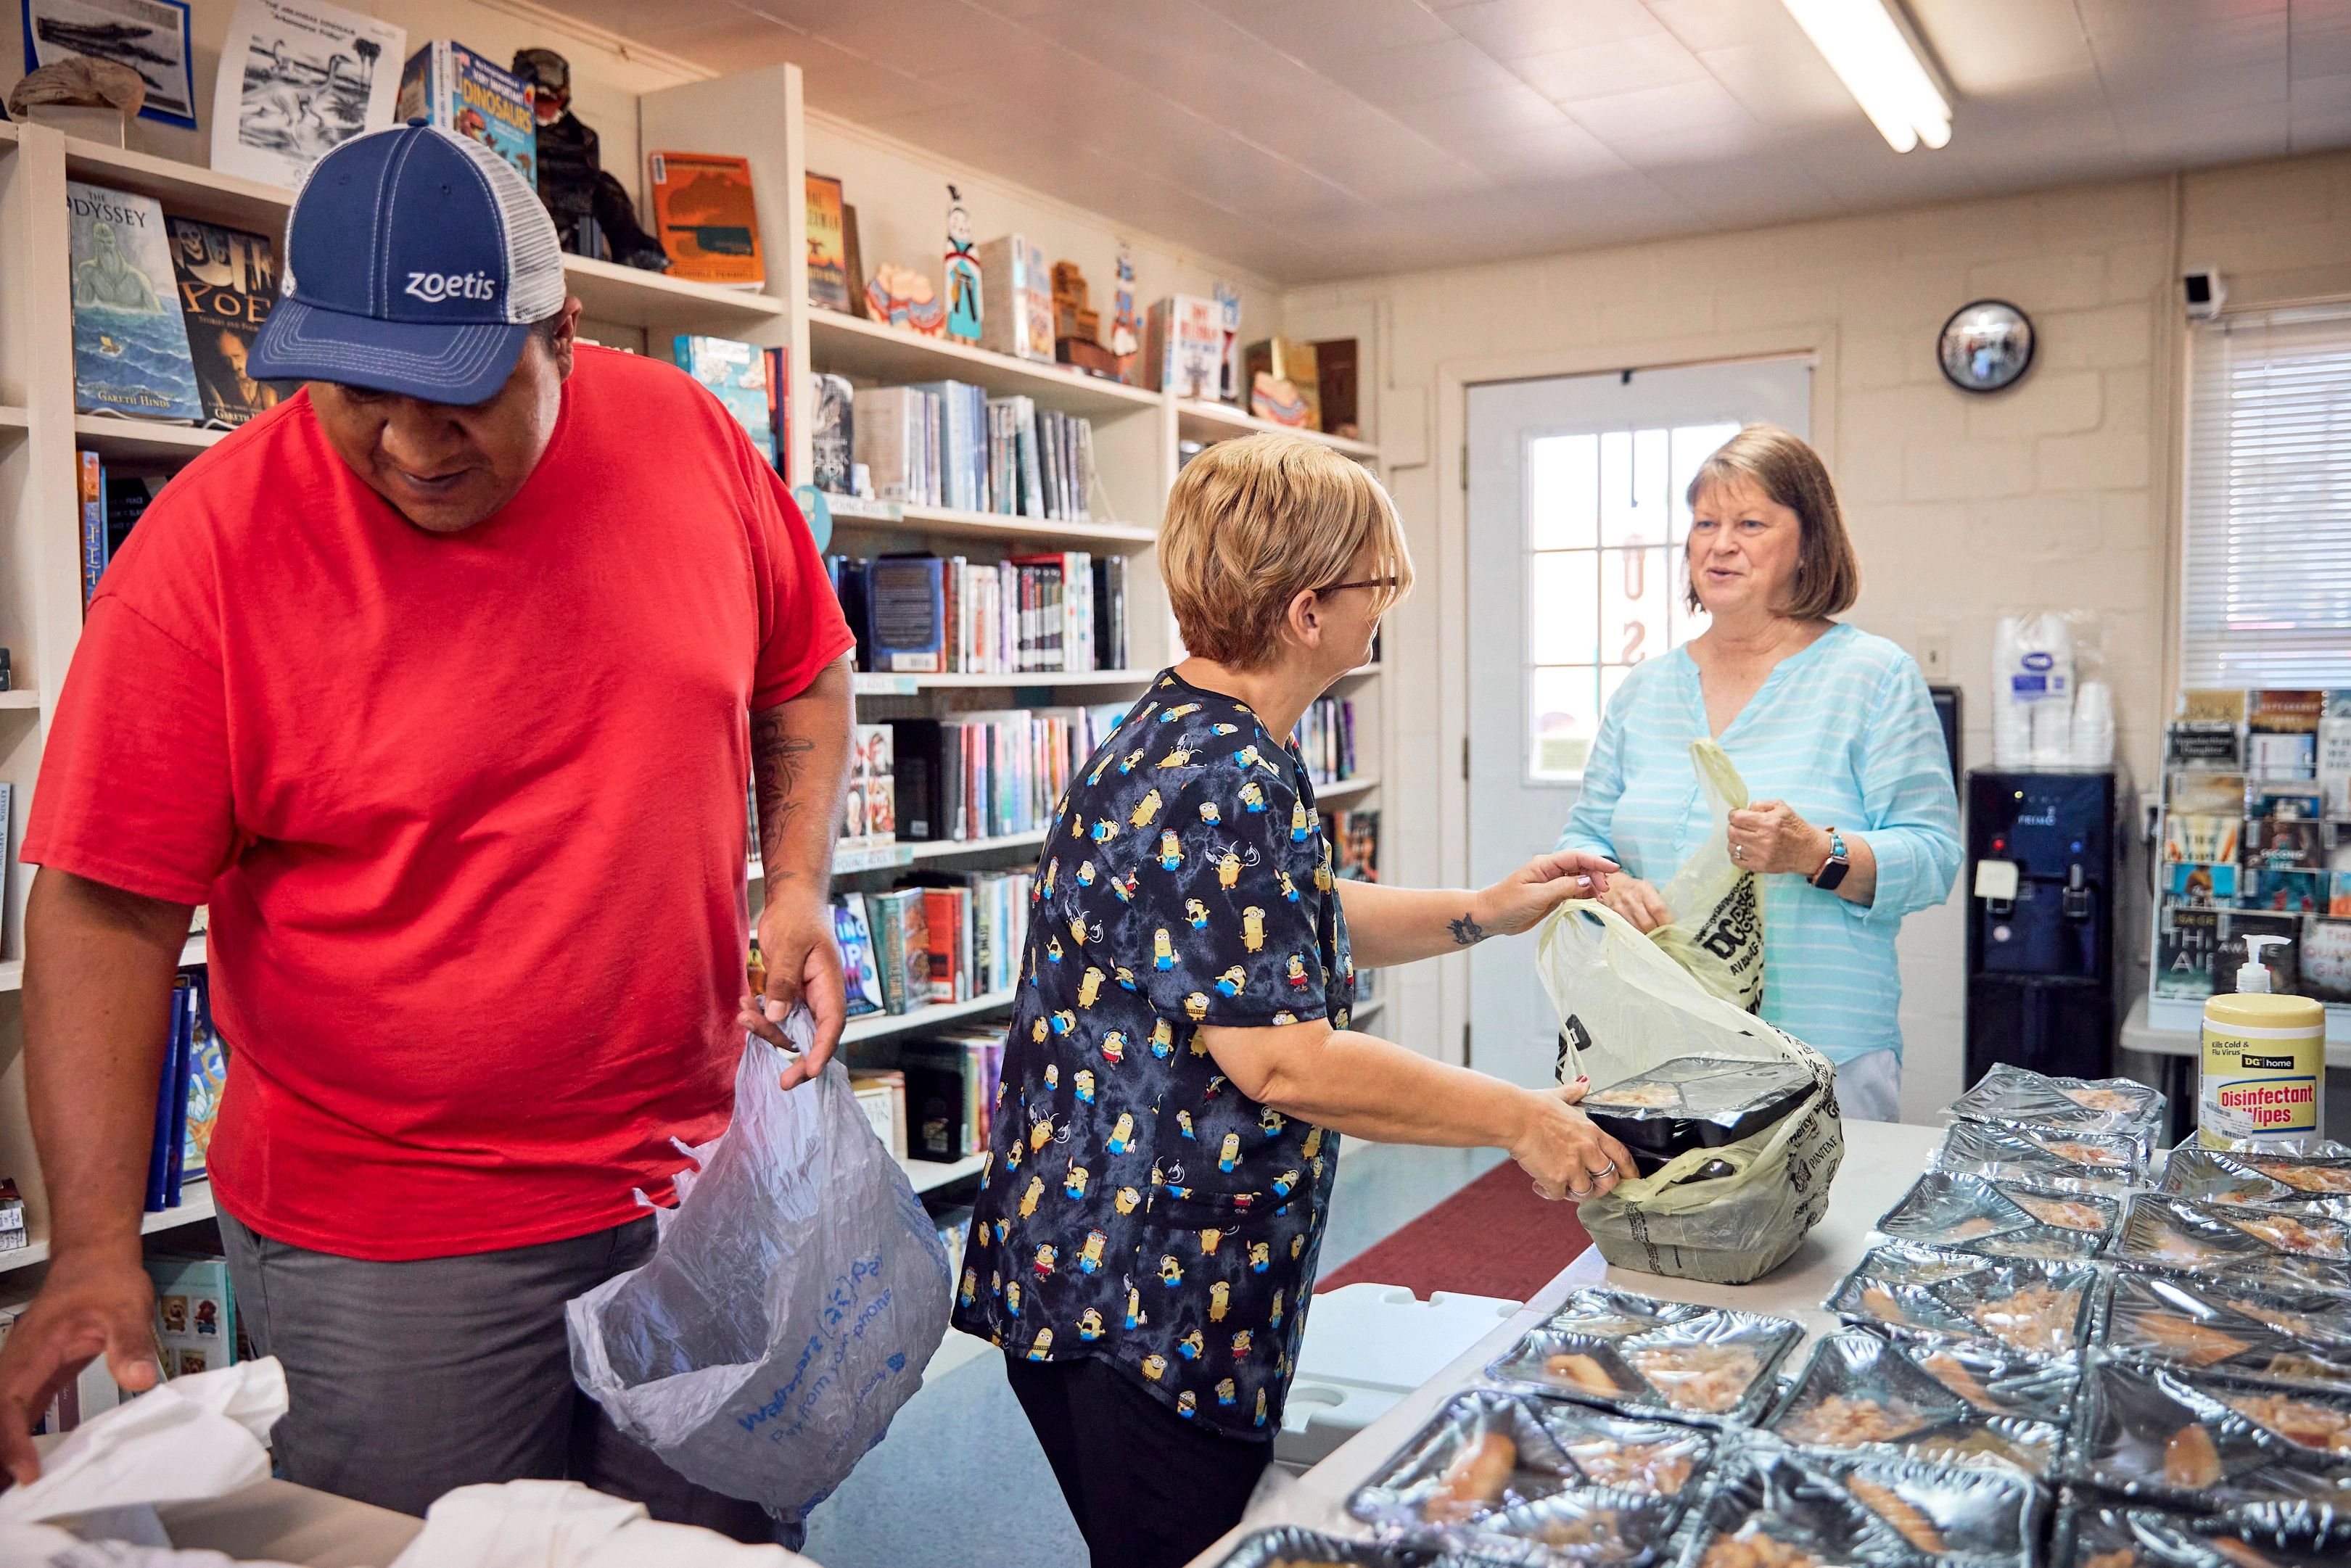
[2200,936,2326,1149]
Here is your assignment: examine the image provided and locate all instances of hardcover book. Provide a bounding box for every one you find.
[977,234,1052,361]
[649,151,763,289]
[67,182,201,422]
[2153,904,2218,1000]
[865,555,946,674]
[833,899,885,1018]
[2305,916,2351,1006]
[805,173,850,312]
[861,888,929,1015]
[396,41,535,188]
[674,337,775,466]
[1145,294,1222,400]
[166,217,281,426]
[147,1254,235,1378]
[811,374,855,494]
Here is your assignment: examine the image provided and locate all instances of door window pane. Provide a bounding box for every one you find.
[1601,546,1672,667]
[1529,666,1599,780]
[1527,433,1598,550]
[1528,551,1600,664]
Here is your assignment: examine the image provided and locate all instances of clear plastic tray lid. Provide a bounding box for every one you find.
[1763,1329,2080,1477]
[1944,1063,2166,1142]
[1486,1289,1804,1424]
[2159,1145,2351,1220]
[1349,1389,1712,1565]
[2110,1194,2351,1295]
[1676,1434,2043,1568]
[1582,1058,1816,1123]
[1931,1119,2146,1197]
[1824,1242,2102,1358]
[1874,1172,2111,1263]
[2054,1495,2351,1568]
[2070,1358,2351,1511]
[2099,1271,2351,1392]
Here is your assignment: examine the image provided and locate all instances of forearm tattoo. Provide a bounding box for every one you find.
[750,709,820,880]
[1449,914,1486,946]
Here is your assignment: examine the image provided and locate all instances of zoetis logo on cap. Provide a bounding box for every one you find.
[403,270,500,305]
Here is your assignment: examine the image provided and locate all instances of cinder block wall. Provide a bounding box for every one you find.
[1289,150,2351,1119]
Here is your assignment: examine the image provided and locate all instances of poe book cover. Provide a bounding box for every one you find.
[67,183,202,421]
[167,217,281,426]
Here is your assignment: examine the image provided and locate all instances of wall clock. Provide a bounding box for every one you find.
[1938,300,2035,394]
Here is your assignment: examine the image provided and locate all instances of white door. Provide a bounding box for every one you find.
[1465,360,1813,1086]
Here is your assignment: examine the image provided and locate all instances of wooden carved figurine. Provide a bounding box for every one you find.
[944,184,982,344]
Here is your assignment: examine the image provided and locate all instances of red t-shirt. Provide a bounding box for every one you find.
[25,346,853,1260]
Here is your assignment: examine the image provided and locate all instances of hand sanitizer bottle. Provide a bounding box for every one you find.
[2199,934,2326,1149]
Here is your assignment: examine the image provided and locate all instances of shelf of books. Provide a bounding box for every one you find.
[1318,775,1380,805]
[854,669,1152,695]
[561,254,787,331]
[807,309,1163,421]
[73,417,229,461]
[842,989,1020,1047]
[0,1180,216,1279]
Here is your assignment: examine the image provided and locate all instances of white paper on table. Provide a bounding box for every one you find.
[0,1517,302,1564]
[208,0,408,191]
[387,1481,815,1568]
[0,1359,285,1538]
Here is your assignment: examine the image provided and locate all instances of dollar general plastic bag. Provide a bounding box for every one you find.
[1537,899,1842,1284]
[1650,739,1766,1013]
[567,1012,950,1522]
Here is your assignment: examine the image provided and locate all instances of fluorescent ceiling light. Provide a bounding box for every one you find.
[1779,0,1951,152]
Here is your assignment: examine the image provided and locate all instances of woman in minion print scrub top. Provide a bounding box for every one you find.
[954,434,1633,1568]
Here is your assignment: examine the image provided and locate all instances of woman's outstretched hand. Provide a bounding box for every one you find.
[1470,849,1618,938]
[1510,1078,1636,1202]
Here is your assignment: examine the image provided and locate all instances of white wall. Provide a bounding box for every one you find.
[1287,149,2351,1122]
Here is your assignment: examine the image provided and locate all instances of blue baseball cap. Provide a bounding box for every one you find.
[248,123,565,405]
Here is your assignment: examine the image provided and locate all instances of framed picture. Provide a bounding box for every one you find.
[22,0,199,128]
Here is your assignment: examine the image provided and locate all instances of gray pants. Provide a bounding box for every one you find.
[220,1210,789,1546]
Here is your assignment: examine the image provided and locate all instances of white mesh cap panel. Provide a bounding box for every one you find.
[432,127,565,324]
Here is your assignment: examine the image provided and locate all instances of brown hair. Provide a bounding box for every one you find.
[1684,423,1859,619]
[1160,432,1414,669]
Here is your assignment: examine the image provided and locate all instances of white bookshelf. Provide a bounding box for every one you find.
[1317,775,1380,804]
[899,1151,988,1196]
[0,59,1391,1267]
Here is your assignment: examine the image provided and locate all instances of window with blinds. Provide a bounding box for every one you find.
[2183,306,2351,687]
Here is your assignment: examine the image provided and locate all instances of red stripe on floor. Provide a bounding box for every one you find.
[1317,1160,1593,1301]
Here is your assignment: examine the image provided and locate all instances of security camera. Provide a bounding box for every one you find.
[2183,268,2226,321]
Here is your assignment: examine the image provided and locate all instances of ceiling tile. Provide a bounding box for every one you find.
[1512,33,1713,103]
[1315,37,1527,102]
[809,1,1037,70]
[1698,40,1864,132]
[1381,78,1576,142]
[1906,0,2098,91]
[1644,0,1801,52]
[1440,0,1666,59]
[1455,120,1631,183]
[2292,10,2351,79]
[1227,0,1458,59]
[791,34,954,123]
[1564,76,1758,143]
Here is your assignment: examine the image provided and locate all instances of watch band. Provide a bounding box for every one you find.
[1810,828,1850,891]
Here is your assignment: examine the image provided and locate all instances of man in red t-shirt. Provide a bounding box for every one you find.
[0,126,852,1538]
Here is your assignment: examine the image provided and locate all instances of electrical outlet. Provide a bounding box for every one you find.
[1918,631,1951,681]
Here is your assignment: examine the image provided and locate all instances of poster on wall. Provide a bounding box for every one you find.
[209,0,405,190]
[20,0,198,128]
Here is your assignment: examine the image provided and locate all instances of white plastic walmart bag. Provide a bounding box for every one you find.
[1649,740,1766,1012]
[1539,865,1841,1284]
[567,1012,950,1522]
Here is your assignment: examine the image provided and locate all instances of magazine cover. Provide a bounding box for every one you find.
[67,182,200,421]
[166,217,280,426]
[23,0,197,126]
[210,0,404,189]
[398,40,535,189]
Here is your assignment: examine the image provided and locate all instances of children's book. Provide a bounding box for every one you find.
[68,183,201,422]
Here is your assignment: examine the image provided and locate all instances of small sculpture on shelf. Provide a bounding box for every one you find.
[1110,242,1140,383]
[509,48,670,271]
[943,184,982,344]
[6,54,145,142]
[867,263,945,337]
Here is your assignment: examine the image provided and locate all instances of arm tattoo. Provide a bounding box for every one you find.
[1449,914,1486,946]
[750,709,820,878]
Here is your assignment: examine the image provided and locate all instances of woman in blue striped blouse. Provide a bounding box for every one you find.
[1557,424,1961,1121]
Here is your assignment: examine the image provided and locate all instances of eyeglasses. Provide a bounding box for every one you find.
[1317,577,1401,595]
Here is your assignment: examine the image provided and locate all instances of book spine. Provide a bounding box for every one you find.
[78,452,104,610]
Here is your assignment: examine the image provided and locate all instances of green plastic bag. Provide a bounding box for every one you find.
[1535,898,1843,1285]
[1650,739,1766,1013]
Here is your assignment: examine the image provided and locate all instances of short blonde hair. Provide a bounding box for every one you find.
[1161,433,1414,669]
[1684,424,1860,619]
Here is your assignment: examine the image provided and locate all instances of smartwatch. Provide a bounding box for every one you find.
[1809,828,1850,892]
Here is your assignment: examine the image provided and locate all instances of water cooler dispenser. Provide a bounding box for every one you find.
[1964,769,2120,1086]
